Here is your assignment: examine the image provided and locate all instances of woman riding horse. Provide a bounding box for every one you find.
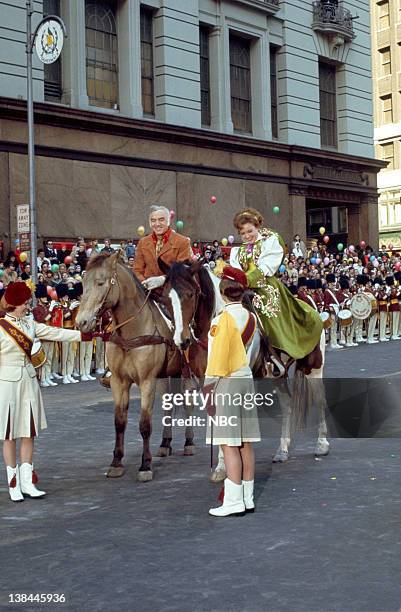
[229,208,323,364]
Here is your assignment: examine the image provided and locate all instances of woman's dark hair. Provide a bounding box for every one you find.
[220,278,246,302]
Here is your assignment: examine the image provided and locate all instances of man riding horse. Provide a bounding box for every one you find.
[134,205,191,291]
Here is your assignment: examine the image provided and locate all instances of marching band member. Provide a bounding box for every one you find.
[95,310,112,375]
[337,276,356,347]
[75,283,96,381]
[32,284,56,388]
[296,277,309,305]
[324,274,342,349]
[0,282,81,502]
[205,266,260,517]
[49,289,63,380]
[56,284,78,384]
[386,276,401,340]
[353,275,368,343]
[365,278,379,344]
[377,278,389,342]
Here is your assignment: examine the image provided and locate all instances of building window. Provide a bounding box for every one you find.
[381,141,394,169]
[381,95,393,123]
[319,62,337,148]
[378,1,390,29]
[200,26,211,127]
[270,45,278,139]
[379,47,391,76]
[85,0,119,109]
[230,34,252,133]
[140,6,154,116]
[43,0,62,102]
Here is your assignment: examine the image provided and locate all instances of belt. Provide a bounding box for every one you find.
[390,299,398,304]
[379,301,387,305]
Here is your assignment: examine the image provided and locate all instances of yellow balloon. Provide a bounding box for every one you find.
[221,238,228,246]
[319,227,325,235]
[137,225,145,236]
[19,252,28,262]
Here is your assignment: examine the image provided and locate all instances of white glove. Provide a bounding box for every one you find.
[142,275,166,290]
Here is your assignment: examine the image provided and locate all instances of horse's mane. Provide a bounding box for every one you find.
[167,261,216,324]
[86,252,146,296]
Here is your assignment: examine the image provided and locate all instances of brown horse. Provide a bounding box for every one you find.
[76,251,186,482]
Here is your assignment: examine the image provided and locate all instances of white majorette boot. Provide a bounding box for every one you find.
[209,479,245,517]
[242,479,255,513]
[81,374,90,382]
[46,376,57,386]
[6,466,24,502]
[62,375,71,384]
[19,463,46,498]
[67,374,78,384]
[52,371,63,380]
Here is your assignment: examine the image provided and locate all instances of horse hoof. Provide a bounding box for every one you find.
[184,445,195,456]
[272,451,288,463]
[137,470,153,482]
[315,444,330,457]
[210,469,226,483]
[156,447,172,457]
[106,466,125,478]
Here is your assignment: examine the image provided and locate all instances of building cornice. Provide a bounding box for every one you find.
[0,96,385,173]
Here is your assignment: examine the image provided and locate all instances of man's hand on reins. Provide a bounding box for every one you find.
[142,275,166,290]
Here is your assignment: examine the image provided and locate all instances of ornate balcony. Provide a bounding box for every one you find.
[312,1,355,42]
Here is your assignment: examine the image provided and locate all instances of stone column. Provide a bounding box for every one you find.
[209,21,233,134]
[347,204,362,246]
[251,32,271,140]
[62,0,89,109]
[360,195,380,249]
[118,0,143,118]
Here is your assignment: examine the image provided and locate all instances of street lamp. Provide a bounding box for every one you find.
[26,0,67,287]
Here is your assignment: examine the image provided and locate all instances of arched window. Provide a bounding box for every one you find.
[85,1,118,109]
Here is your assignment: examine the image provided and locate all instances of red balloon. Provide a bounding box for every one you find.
[46,285,53,296]
[210,196,217,204]
[394,262,401,271]
[64,256,72,265]
[360,240,366,249]
[323,235,329,244]
[50,290,58,300]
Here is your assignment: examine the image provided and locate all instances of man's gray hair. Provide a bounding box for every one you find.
[149,205,170,226]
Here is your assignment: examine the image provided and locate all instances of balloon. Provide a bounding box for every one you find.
[373,260,379,268]
[323,235,329,244]
[169,210,175,219]
[316,258,321,265]
[319,227,325,235]
[360,240,366,249]
[348,258,353,264]
[395,262,401,271]
[323,257,330,265]
[221,238,228,246]
[210,196,217,204]
[176,220,184,231]
[47,285,53,296]
[337,243,344,252]
[370,255,376,262]
[279,264,286,273]
[50,289,58,300]
[0,269,4,278]
[19,252,27,262]
[137,226,145,237]
[383,256,387,263]
[64,256,72,265]
[310,257,317,265]
[272,206,280,215]
[228,235,235,244]
[0,282,3,290]
[349,245,355,252]
[51,263,59,273]
[14,239,20,245]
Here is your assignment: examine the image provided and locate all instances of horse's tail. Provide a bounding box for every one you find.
[291,368,311,431]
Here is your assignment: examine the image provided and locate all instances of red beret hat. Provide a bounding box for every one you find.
[221,265,248,288]
[4,282,32,306]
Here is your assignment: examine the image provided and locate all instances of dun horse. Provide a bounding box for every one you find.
[163,261,330,481]
[76,252,203,481]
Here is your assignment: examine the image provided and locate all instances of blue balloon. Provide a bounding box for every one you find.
[279,264,286,273]
[370,255,376,262]
[310,257,317,265]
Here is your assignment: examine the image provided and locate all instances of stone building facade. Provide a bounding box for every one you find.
[371,0,401,247]
[0,0,383,252]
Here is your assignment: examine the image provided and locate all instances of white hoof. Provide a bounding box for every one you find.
[272,450,289,463]
[315,440,330,457]
[137,470,153,482]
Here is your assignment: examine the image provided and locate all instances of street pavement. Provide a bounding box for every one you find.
[1,341,401,612]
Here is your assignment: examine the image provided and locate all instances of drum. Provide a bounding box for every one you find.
[31,340,46,370]
[350,293,372,320]
[320,311,332,329]
[368,293,378,314]
[338,309,352,327]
